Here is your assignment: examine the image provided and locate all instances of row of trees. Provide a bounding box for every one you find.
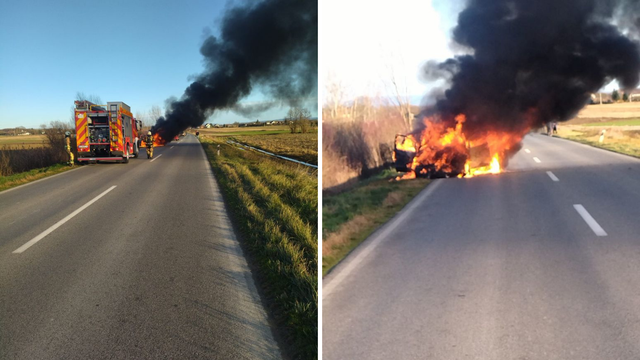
[285,107,314,134]
[610,90,638,102]
[322,70,417,191]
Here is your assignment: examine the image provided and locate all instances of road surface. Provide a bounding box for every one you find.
[323,133,640,359]
[0,135,282,359]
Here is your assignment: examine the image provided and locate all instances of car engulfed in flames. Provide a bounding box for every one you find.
[393,114,522,180]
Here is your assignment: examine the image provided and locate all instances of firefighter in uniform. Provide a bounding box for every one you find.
[146,131,154,159]
[64,131,74,166]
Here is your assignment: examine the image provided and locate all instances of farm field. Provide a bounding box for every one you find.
[555,127,640,158]
[582,119,640,126]
[555,102,640,158]
[200,136,318,359]
[196,125,289,136]
[233,132,318,165]
[0,135,48,149]
[199,125,318,165]
[565,102,640,124]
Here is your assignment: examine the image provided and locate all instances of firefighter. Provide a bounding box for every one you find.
[146,131,154,159]
[64,131,74,166]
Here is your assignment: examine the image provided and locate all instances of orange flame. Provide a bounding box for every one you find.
[397,113,524,179]
[140,133,166,147]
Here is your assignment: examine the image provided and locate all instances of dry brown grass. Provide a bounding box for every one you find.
[322,175,430,274]
[322,215,373,257]
[382,191,404,207]
[565,102,640,124]
[0,135,49,149]
[233,132,318,165]
[197,125,289,134]
[556,126,640,158]
[322,113,406,191]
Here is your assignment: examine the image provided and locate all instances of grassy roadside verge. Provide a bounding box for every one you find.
[0,163,76,192]
[555,127,640,158]
[231,133,318,165]
[322,171,430,276]
[200,137,318,360]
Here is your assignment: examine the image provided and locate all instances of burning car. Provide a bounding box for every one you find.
[393,114,515,180]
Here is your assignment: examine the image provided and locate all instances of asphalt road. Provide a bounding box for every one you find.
[323,133,640,359]
[0,134,282,359]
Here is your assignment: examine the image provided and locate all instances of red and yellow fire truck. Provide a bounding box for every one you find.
[74,100,142,163]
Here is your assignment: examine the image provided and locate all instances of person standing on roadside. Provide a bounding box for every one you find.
[146,131,154,159]
[64,131,74,166]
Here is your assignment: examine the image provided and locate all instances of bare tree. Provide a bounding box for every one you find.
[285,107,312,133]
[69,105,77,130]
[43,121,71,152]
[134,111,147,128]
[286,108,299,133]
[325,72,348,120]
[383,55,413,132]
[298,108,312,133]
[75,92,102,104]
[148,105,163,128]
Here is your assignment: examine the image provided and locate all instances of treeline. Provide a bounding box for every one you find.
[322,97,414,192]
[0,122,75,176]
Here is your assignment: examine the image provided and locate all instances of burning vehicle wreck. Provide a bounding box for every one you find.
[390,0,640,181]
[393,114,518,179]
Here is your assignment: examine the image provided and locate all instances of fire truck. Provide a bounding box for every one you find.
[74,101,142,163]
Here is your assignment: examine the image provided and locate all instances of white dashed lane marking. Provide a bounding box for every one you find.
[574,204,607,236]
[13,186,117,254]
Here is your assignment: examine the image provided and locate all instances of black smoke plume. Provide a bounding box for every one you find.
[152,0,317,141]
[421,0,640,140]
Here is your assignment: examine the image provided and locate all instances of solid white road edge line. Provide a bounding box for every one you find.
[0,166,85,196]
[150,154,163,162]
[533,157,541,163]
[546,171,559,181]
[573,204,608,236]
[323,179,444,297]
[12,185,117,254]
[170,146,174,149]
[524,149,531,153]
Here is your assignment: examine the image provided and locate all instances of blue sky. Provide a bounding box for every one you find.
[0,0,316,129]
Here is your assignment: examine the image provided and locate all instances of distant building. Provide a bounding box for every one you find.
[626,88,640,102]
[590,92,613,104]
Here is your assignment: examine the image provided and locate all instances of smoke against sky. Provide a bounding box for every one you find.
[153,0,317,140]
[421,0,640,139]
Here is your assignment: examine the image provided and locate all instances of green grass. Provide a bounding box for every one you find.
[582,118,640,126]
[203,130,289,136]
[556,128,640,158]
[322,171,430,275]
[0,135,48,149]
[200,137,317,360]
[232,132,318,165]
[0,163,75,192]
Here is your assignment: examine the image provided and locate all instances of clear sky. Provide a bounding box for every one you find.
[322,0,459,104]
[0,0,316,129]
